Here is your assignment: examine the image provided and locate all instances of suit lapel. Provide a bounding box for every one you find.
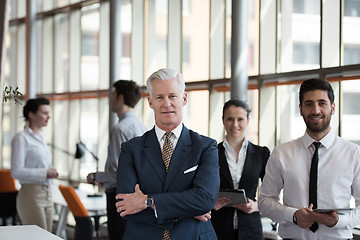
[218,143,234,189]
[164,126,192,191]
[143,128,166,182]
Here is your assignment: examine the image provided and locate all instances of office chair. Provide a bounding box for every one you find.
[0,169,18,226]
[58,184,93,240]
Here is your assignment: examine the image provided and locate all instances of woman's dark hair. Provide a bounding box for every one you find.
[222,99,251,119]
[23,97,50,121]
[113,80,141,108]
[299,78,334,105]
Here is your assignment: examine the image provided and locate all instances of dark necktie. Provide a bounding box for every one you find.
[309,141,320,232]
[162,132,174,240]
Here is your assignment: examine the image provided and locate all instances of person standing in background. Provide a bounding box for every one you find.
[11,97,58,232]
[211,99,270,240]
[87,80,146,240]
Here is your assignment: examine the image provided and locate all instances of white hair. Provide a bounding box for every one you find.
[146,68,186,96]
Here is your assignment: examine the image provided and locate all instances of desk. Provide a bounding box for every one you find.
[52,185,106,239]
[0,225,62,240]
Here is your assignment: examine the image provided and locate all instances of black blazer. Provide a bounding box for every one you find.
[211,141,270,240]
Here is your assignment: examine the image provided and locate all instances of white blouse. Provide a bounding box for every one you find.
[11,125,53,185]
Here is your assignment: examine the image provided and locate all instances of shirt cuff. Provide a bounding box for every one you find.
[284,207,298,223]
[334,213,348,228]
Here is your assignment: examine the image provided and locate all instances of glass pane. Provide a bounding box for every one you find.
[183,90,209,136]
[81,6,100,90]
[343,0,360,65]
[9,0,18,19]
[52,100,69,177]
[57,0,69,8]
[341,80,360,145]
[278,0,320,72]
[17,24,26,95]
[54,13,69,93]
[42,17,54,93]
[1,103,22,168]
[182,0,210,82]
[120,2,132,80]
[276,84,305,144]
[17,0,26,18]
[79,99,99,179]
[247,89,259,144]
[147,0,168,75]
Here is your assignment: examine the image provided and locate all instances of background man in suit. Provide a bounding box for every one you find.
[211,99,270,240]
[259,78,360,239]
[115,68,220,239]
[87,80,146,240]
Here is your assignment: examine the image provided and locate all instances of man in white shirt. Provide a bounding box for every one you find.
[86,80,146,240]
[259,78,360,240]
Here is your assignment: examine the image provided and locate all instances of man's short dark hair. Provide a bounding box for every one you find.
[113,80,142,108]
[222,99,251,119]
[23,97,50,121]
[299,78,335,105]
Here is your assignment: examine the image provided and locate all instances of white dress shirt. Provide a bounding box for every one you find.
[223,136,248,230]
[259,130,360,240]
[11,125,53,185]
[155,123,183,151]
[223,136,248,189]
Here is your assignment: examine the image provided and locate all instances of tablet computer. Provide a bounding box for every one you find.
[218,189,248,205]
[313,208,353,215]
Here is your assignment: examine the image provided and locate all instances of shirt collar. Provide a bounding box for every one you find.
[118,111,134,122]
[303,130,335,149]
[223,135,248,151]
[24,124,45,143]
[155,123,183,142]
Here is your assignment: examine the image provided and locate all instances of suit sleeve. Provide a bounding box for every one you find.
[116,142,167,229]
[116,137,220,227]
[153,139,220,224]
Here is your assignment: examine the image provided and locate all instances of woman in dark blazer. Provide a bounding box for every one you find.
[211,99,270,240]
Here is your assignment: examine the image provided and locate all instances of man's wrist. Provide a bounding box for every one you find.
[145,195,154,209]
[293,212,298,225]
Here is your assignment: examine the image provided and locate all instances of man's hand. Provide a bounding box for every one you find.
[194,211,212,222]
[213,197,231,211]
[86,173,96,184]
[294,206,315,228]
[233,198,258,214]
[115,184,147,217]
[308,204,339,227]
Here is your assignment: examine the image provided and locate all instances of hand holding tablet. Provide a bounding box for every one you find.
[218,189,248,206]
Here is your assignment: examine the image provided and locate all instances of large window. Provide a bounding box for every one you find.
[278,0,320,72]
[343,0,360,65]
[2,0,360,176]
[341,80,360,145]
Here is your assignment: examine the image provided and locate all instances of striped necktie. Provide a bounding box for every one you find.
[162,132,174,172]
[162,132,174,240]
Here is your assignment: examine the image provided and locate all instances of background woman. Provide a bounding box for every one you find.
[211,99,270,240]
[11,97,58,232]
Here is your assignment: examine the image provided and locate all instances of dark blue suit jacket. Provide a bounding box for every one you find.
[211,141,270,240]
[116,125,220,240]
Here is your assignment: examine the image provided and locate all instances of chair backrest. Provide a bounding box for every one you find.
[59,184,89,217]
[0,169,17,193]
